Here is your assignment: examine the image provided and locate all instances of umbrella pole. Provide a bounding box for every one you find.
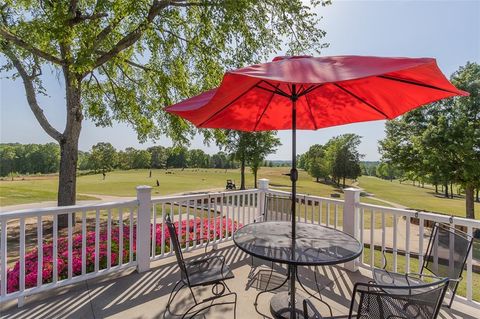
[290,87,298,319]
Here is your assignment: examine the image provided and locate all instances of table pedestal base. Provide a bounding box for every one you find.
[270,291,307,319]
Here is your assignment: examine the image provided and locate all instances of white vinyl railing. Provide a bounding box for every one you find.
[356,201,480,305]
[0,180,478,309]
[0,200,139,306]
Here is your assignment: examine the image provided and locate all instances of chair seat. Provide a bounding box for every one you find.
[373,268,435,295]
[183,257,235,287]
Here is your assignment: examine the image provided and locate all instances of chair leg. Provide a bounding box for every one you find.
[182,291,238,319]
[164,280,186,319]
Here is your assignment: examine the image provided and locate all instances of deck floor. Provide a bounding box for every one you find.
[1,242,478,319]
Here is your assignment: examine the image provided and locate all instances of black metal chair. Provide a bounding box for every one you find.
[164,214,237,319]
[373,222,474,308]
[303,278,449,319]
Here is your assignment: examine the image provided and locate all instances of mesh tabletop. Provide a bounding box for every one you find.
[233,221,363,266]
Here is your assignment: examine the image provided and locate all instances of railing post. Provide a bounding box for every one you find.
[136,185,152,273]
[343,187,362,272]
[257,179,269,222]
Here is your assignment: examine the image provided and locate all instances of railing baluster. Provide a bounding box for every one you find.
[37,216,43,286]
[381,211,386,255]
[68,212,73,279]
[152,204,157,257]
[326,203,330,227]
[405,216,411,273]
[207,196,211,245]
[226,195,230,239]
[392,215,398,272]
[220,195,224,241]
[319,200,322,225]
[193,199,198,245]
[95,209,100,272]
[304,196,307,222]
[0,219,6,296]
[360,208,364,264]
[242,194,246,226]
[129,207,134,262]
[178,202,182,244]
[370,209,375,269]
[418,217,424,273]
[161,203,166,256]
[53,214,58,284]
[82,210,87,275]
[212,196,217,243]
[334,204,338,229]
[186,201,190,250]
[118,208,123,265]
[107,209,112,269]
[466,226,473,301]
[19,217,25,293]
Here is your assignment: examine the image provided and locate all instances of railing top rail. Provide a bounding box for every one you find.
[358,202,480,228]
[266,188,345,204]
[151,188,260,204]
[0,199,139,220]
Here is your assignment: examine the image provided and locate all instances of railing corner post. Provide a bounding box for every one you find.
[136,185,152,273]
[343,187,362,272]
[257,179,269,222]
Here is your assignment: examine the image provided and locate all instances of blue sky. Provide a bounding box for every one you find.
[1,0,479,160]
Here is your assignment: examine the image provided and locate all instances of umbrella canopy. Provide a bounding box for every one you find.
[166,55,468,130]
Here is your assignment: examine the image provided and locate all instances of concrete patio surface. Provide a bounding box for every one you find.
[1,241,478,319]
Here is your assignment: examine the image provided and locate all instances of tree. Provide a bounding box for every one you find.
[0,144,16,178]
[1,1,329,226]
[188,149,210,168]
[223,131,250,190]
[303,144,329,182]
[148,146,168,169]
[379,62,479,218]
[245,132,281,188]
[89,142,117,174]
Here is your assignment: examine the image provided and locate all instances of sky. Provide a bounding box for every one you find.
[1,0,479,161]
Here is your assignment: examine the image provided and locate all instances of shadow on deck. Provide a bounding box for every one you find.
[1,242,477,319]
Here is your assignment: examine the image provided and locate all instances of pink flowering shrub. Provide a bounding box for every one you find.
[5,217,240,294]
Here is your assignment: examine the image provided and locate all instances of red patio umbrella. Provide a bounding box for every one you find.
[166,55,468,318]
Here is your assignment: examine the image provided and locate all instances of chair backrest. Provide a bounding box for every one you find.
[264,194,293,222]
[165,214,188,280]
[350,278,449,319]
[423,223,473,291]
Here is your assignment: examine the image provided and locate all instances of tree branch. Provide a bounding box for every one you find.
[91,0,173,72]
[0,27,65,65]
[67,11,108,26]
[1,43,63,142]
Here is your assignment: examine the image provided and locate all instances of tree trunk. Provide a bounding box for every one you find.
[240,158,246,190]
[450,181,454,199]
[58,77,82,227]
[476,188,479,202]
[444,182,449,198]
[465,184,475,219]
[316,177,319,183]
[435,184,438,194]
[342,177,346,188]
[253,169,258,189]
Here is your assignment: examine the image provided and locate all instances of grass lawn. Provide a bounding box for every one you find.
[0,169,478,221]
[357,176,480,220]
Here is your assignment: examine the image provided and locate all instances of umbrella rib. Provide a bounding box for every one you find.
[377,75,461,95]
[304,94,318,130]
[198,81,261,127]
[333,83,390,119]
[257,81,291,98]
[298,84,324,97]
[253,84,280,131]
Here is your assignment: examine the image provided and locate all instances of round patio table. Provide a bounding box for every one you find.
[233,221,363,319]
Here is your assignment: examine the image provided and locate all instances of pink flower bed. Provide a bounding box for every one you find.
[5,217,240,293]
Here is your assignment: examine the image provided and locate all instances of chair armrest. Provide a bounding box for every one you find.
[303,299,323,319]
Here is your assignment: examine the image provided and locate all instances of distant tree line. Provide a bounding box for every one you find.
[0,143,239,177]
[0,143,60,177]
[298,134,363,188]
[378,62,480,219]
